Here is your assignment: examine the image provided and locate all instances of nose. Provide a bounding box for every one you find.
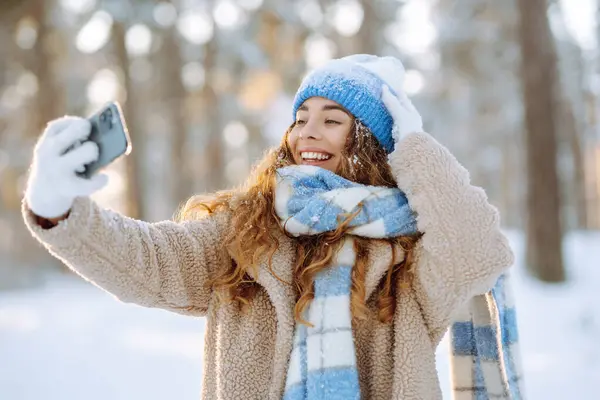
[299,120,322,140]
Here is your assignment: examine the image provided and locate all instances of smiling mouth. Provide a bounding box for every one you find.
[300,152,332,164]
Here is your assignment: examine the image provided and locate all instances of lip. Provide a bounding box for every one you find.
[301,159,330,166]
[298,147,333,156]
[297,147,333,165]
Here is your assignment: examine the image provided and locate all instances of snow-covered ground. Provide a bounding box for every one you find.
[1,231,598,400]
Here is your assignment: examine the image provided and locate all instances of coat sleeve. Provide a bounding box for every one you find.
[388,132,515,343]
[22,196,230,316]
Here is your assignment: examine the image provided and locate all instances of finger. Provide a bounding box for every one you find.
[43,116,84,137]
[67,173,109,197]
[381,85,394,106]
[60,141,99,170]
[35,116,79,151]
[397,92,421,121]
[395,90,413,108]
[50,119,92,155]
[406,100,420,118]
[381,85,403,118]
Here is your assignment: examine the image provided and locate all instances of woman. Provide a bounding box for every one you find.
[23,54,514,399]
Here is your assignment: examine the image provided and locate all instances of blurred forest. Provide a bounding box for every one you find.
[0,0,599,288]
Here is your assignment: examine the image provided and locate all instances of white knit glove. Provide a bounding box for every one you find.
[25,116,109,219]
[381,85,423,142]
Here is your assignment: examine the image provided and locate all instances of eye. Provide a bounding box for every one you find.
[325,119,341,125]
[296,119,306,125]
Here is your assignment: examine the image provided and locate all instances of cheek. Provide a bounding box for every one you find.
[290,126,304,142]
[286,131,300,161]
[330,126,350,155]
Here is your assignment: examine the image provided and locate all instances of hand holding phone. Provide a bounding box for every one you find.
[82,101,132,178]
[26,103,132,219]
[70,102,132,178]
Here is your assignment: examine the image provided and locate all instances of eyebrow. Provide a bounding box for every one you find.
[297,104,350,114]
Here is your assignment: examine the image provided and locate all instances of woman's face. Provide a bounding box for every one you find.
[287,97,353,173]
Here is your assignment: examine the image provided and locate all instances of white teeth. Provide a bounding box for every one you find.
[301,152,331,160]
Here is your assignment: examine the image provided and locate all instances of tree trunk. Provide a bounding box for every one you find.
[591,0,600,229]
[517,0,565,282]
[553,6,590,230]
[0,0,61,285]
[355,0,379,54]
[19,0,61,264]
[586,95,600,229]
[563,97,589,229]
[202,38,225,192]
[30,0,63,134]
[112,21,144,219]
[158,24,189,208]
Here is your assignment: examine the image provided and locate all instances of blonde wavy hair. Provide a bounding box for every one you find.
[177,119,421,325]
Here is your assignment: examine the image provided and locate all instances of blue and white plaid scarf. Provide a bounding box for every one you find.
[450,273,524,399]
[274,165,523,400]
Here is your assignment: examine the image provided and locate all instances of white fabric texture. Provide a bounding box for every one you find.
[25,116,108,218]
[343,54,406,95]
[381,85,423,142]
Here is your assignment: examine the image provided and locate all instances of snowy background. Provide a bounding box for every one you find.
[1,0,600,399]
[1,231,598,400]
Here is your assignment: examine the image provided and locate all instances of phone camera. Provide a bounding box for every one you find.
[100,108,114,130]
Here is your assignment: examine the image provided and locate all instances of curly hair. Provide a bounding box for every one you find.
[177,119,421,325]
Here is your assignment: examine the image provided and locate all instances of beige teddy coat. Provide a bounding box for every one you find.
[23,132,514,399]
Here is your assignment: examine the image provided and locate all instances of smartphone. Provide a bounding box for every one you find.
[77,101,132,178]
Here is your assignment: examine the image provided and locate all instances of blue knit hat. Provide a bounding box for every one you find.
[292,54,406,154]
